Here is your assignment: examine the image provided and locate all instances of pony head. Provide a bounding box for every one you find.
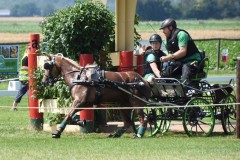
[42,53,63,86]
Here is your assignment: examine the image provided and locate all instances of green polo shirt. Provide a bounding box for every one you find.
[178,31,201,62]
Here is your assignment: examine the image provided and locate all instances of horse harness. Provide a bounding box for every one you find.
[43,56,62,86]
[45,56,145,105]
[69,67,144,106]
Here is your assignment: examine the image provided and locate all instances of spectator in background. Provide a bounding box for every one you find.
[10,44,30,111]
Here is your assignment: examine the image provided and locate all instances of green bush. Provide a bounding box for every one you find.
[40,0,115,60]
[32,68,72,108]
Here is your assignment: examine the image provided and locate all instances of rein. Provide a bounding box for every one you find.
[62,70,81,77]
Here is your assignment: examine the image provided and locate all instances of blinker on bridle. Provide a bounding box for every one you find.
[43,56,61,86]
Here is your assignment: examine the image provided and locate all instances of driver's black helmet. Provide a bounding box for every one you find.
[149,34,162,44]
[160,18,177,29]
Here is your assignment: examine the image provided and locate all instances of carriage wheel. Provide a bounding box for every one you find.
[183,98,215,137]
[158,108,171,134]
[221,94,236,135]
[131,108,166,137]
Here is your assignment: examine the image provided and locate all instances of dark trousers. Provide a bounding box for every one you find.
[14,81,28,103]
[163,61,197,84]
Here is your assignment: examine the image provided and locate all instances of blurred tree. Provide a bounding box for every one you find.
[41,4,55,16]
[10,2,40,17]
[216,0,240,18]
[173,0,240,19]
[6,0,240,20]
[137,0,174,21]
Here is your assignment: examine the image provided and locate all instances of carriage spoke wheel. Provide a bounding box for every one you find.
[183,98,215,137]
[158,108,171,134]
[221,94,236,135]
[131,108,166,137]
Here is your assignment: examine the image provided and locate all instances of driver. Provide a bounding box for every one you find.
[159,18,201,86]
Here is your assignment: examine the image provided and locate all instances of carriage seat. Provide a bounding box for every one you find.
[191,50,209,81]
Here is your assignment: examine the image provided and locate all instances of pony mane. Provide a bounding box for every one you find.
[54,54,97,69]
[53,53,80,69]
[85,63,98,69]
[63,57,81,69]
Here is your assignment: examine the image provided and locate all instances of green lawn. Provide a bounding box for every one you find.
[0,95,240,160]
[0,20,42,33]
[0,106,239,160]
[0,18,239,160]
[1,18,239,34]
[136,19,240,31]
[0,18,239,71]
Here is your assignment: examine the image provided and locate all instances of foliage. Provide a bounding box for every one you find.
[136,0,240,20]
[45,113,64,126]
[4,0,75,17]
[177,0,240,19]
[40,0,115,61]
[137,0,176,21]
[195,40,240,70]
[134,14,142,47]
[2,0,240,20]
[32,68,72,108]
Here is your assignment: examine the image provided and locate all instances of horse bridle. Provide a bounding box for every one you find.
[44,56,62,86]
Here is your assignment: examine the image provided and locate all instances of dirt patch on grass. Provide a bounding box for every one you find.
[0,33,43,43]
[0,17,239,42]
[0,17,44,22]
[0,29,239,43]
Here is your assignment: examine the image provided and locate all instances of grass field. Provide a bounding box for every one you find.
[0,17,240,42]
[0,95,240,160]
[0,17,239,71]
[137,19,240,40]
[0,17,240,160]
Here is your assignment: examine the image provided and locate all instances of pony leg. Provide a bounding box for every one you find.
[108,127,127,138]
[108,109,132,138]
[133,109,147,138]
[129,97,148,138]
[52,101,84,138]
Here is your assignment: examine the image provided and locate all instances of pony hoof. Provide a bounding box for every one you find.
[132,134,142,139]
[52,131,61,138]
[77,120,86,127]
[108,133,121,138]
[108,134,114,138]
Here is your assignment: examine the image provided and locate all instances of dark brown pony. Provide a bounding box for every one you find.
[42,54,151,138]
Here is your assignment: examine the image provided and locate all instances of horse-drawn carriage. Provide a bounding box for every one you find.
[131,51,236,137]
[42,52,236,138]
[131,77,236,137]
